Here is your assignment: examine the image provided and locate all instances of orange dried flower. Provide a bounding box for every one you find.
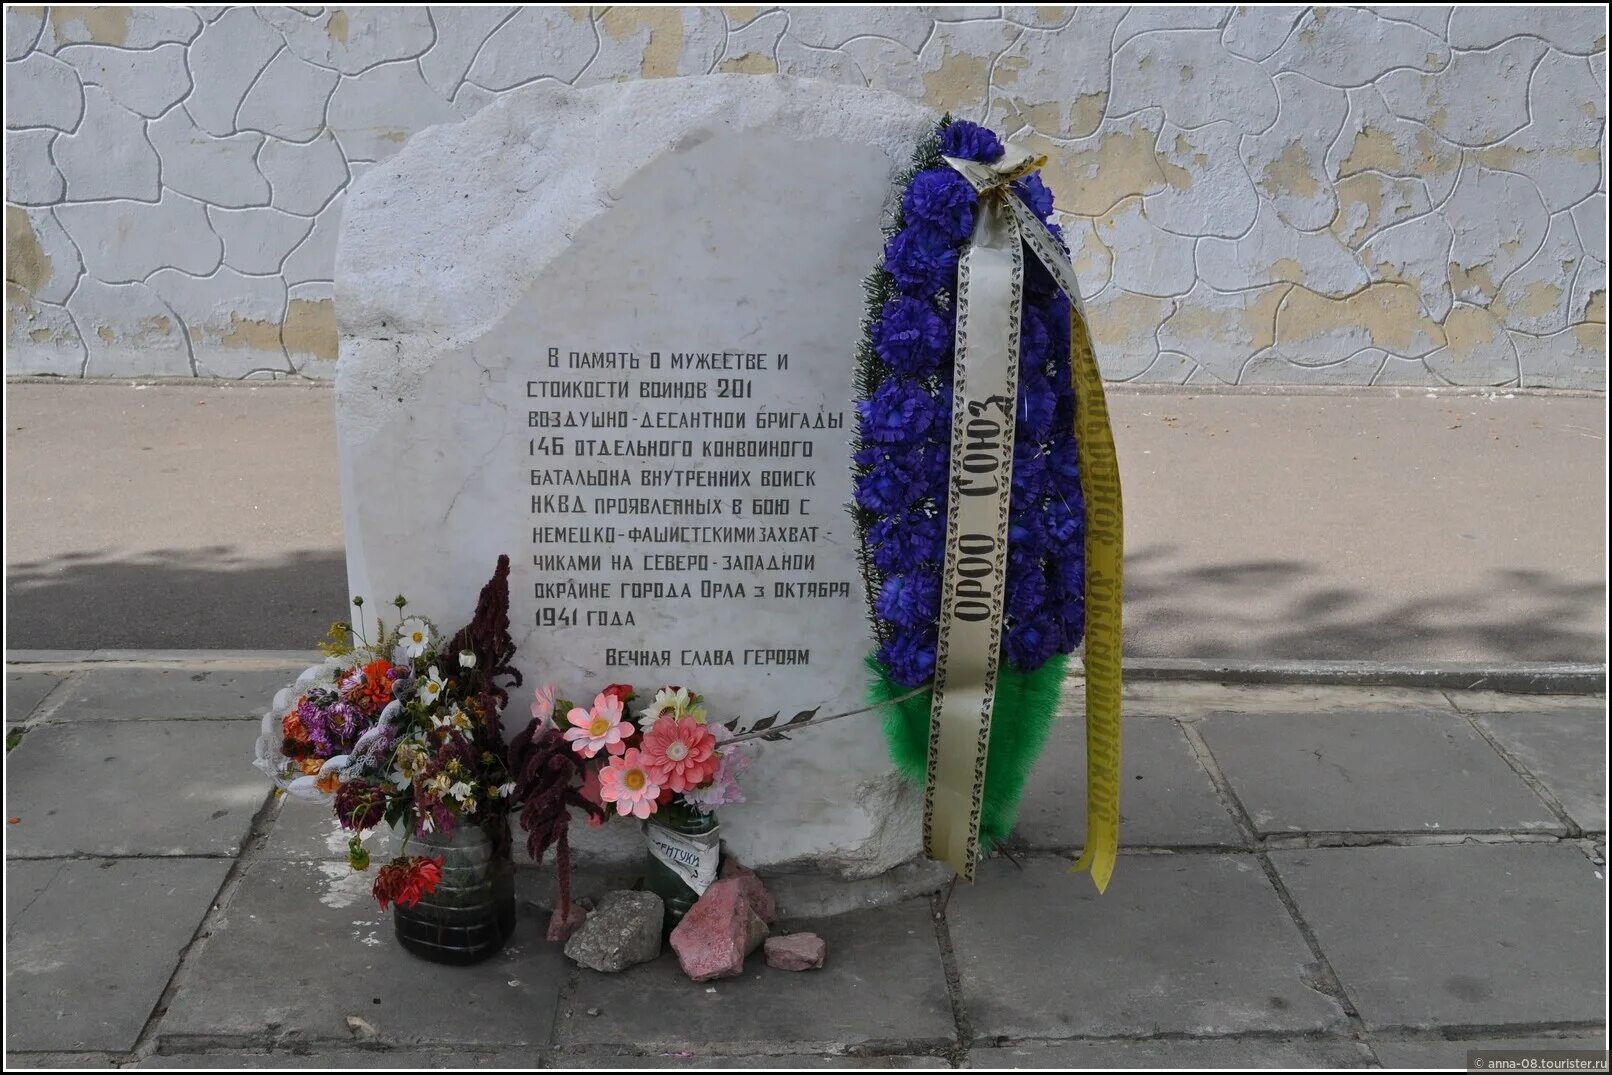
[345,659,397,715]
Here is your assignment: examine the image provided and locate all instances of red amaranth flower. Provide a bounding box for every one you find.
[334,779,387,832]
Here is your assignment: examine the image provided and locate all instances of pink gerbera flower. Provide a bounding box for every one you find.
[562,693,633,758]
[639,715,720,792]
[598,748,662,819]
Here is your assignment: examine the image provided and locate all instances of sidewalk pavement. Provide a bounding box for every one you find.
[4,382,1605,663]
[4,653,1606,1069]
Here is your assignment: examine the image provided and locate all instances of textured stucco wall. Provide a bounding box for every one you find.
[4,5,1607,387]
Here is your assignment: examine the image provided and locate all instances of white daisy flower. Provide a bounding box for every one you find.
[639,686,694,731]
[397,617,432,659]
[419,666,447,707]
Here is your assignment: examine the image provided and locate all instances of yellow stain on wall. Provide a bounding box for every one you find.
[1332,172,1418,247]
[5,207,51,295]
[1029,123,1167,217]
[600,7,685,79]
[189,313,284,354]
[284,297,339,362]
[1584,291,1607,324]
[1341,127,1404,174]
[1084,290,1174,348]
[1259,142,1320,199]
[1449,262,1500,302]
[922,46,991,115]
[326,9,350,44]
[1495,280,1567,322]
[718,51,777,74]
[1160,285,1289,354]
[50,5,131,46]
[724,7,764,24]
[1439,304,1507,367]
[1276,282,1446,355]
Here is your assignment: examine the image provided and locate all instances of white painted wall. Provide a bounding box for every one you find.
[5,6,1607,387]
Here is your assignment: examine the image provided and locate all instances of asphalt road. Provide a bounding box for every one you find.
[4,382,1605,662]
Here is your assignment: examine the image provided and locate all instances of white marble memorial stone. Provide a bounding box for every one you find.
[336,76,934,874]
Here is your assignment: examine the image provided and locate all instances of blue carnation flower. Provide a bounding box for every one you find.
[1004,618,1057,671]
[876,572,942,630]
[1057,549,1085,597]
[1020,304,1054,366]
[857,378,945,446]
[1013,173,1056,221]
[1043,496,1082,545]
[869,512,946,574]
[873,296,951,376]
[1006,558,1049,621]
[938,120,1005,163]
[1011,447,1053,500]
[854,444,945,514]
[1017,371,1057,442]
[1048,439,1081,485]
[880,627,938,688]
[884,224,961,295]
[902,168,977,243]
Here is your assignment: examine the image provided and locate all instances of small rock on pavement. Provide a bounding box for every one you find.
[563,890,663,973]
[765,932,826,971]
[720,855,777,925]
[670,877,769,982]
[547,901,588,943]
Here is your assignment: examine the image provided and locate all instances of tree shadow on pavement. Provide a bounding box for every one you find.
[5,542,1603,662]
[1124,543,1604,664]
[5,547,348,650]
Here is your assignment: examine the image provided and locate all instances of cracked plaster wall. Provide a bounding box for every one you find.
[4,5,1607,387]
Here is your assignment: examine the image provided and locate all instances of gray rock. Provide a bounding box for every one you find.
[564,890,664,973]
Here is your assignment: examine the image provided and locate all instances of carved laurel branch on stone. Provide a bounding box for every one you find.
[720,687,927,746]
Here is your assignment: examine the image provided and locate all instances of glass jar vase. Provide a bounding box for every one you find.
[642,801,721,929]
[392,821,515,965]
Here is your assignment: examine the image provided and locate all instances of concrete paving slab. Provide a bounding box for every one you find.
[1370,1035,1610,1069]
[38,667,298,722]
[136,1050,943,1068]
[1112,681,1459,718]
[5,720,269,857]
[1446,692,1608,714]
[4,860,64,929]
[5,857,230,1052]
[1474,709,1608,833]
[260,797,360,860]
[6,669,68,723]
[557,901,955,1051]
[1011,716,1243,849]
[0,1051,120,1068]
[947,855,1345,1039]
[966,1037,1375,1068]
[1271,844,1606,1030]
[564,1053,946,1069]
[1198,711,1562,834]
[137,1048,543,1068]
[158,858,567,1049]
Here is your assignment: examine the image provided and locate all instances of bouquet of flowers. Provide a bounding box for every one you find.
[253,556,522,913]
[507,681,748,922]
